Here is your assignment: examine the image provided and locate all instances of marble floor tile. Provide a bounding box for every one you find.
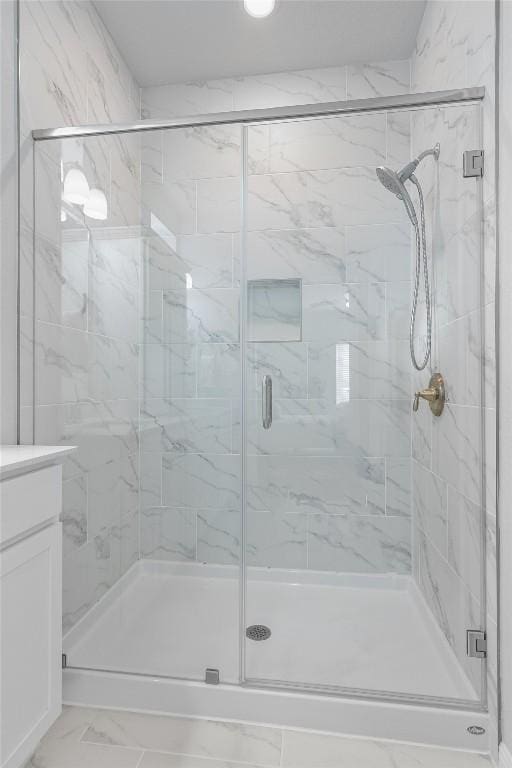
[82,709,282,765]
[281,729,491,767]
[27,705,492,768]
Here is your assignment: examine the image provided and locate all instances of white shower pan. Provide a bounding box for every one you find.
[62,560,489,752]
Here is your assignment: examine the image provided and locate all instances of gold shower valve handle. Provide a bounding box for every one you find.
[413,373,445,417]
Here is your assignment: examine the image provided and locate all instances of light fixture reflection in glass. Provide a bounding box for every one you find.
[335,343,350,404]
[60,208,67,223]
[244,0,275,18]
[186,273,193,290]
[83,188,108,220]
[62,168,90,206]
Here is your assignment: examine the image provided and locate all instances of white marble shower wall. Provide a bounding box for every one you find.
[19,0,142,633]
[409,0,496,722]
[139,60,414,574]
[139,124,243,566]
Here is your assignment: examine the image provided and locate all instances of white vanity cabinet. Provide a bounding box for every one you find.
[0,446,75,768]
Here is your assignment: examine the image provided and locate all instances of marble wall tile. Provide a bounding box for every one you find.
[62,474,88,557]
[142,131,163,184]
[247,227,346,284]
[35,399,138,479]
[486,511,497,623]
[35,236,89,330]
[87,460,121,540]
[143,180,196,236]
[88,266,138,342]
[162,453,240,510]
[386,458,411,518]
[307,340,411,401]
[162,288,239,344]
[308,514,411,574]
[196,177,241,234]
[197,343,240,398]
[432,403,482,507]
[140,398,232,454]
[90,232,141,289]
[232,67,347,111]
[347,59,410,100]
[366,399,411,458]
[142,80,234,119]
[345,222,411,284]
[413,460,447,555]
[386,282,412,341]
[163,125,241,181]
[246,342,307,399]
[140,451,162,509]
[247,124,270,175]
[247,172,309,231]
[306,167,407,228]
[386,111,411,167]
[143,290,163,344]
[34,146,66,245]
[88,334,138,401]
[438,311,482,407]
[268,114,386,173]
[19,1,88,131]
[142,343,197,398]
[197,509,240,564]
[247,510,307,569]
[412,402,432,469]
[36,322,89,405]
[302,283,386,342]
[247,455,386,517]
[417,528,482,696]
[21,0,143,635]
[140,507,196,561]
[447,485,482,602]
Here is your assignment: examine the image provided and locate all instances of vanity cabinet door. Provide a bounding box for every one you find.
[0,523,62,768]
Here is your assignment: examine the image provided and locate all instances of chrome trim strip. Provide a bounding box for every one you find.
[32,87,486,141]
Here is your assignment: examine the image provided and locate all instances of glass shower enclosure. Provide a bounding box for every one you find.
[30,94,487,709]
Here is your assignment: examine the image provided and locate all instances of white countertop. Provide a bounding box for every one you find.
[0,445,76,478]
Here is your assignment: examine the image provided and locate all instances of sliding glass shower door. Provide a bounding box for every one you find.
[242,103,486,706]
[32,98,486,708]
[33,125,244,683]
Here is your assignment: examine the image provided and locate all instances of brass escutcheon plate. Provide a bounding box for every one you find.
[429,372,445,416]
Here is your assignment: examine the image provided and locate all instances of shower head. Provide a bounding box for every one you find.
[376,166,418,226]
[376,166,407,198]
[376,143,439,226]
[376,143,440,194]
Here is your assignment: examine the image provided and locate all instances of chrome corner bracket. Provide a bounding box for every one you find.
[413,372,445,417]
[467,630,487,659]
[463,149,484,178]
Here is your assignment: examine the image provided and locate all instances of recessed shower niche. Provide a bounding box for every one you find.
[247,278,302,342]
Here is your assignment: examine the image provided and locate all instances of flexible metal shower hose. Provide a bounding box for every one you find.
[409,175,431,371]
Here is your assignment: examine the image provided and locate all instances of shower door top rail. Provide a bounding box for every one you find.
[32,87,485,141]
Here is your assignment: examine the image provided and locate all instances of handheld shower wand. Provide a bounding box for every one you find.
[376,143,440,371]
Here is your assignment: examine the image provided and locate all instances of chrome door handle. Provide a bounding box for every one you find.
[262,375,272,429]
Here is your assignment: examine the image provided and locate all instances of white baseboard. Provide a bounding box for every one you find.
[500,742,512,768]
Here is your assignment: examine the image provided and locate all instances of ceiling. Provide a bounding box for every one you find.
[93,0,426,87]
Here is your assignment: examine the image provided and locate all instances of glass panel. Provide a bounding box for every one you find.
[243,103,486,705]
[34,124,242,683]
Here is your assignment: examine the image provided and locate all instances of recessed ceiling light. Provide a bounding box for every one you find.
[244,0,275,19]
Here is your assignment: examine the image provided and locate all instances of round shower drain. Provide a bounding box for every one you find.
[246,624,271,641]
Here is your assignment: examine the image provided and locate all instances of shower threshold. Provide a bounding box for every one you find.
[62,560,488,751]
